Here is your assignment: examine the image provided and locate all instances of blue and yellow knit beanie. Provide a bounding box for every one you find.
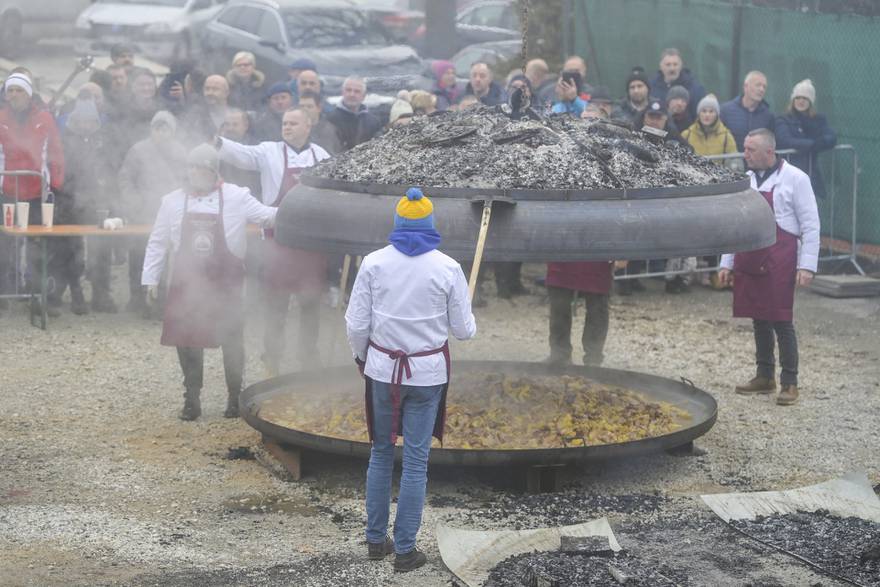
[394,187,434,230]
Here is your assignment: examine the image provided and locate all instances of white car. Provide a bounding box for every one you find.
[0,0,91,57]
[74,0,225,64]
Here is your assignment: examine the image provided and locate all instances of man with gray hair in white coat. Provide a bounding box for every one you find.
[718,128,820,406]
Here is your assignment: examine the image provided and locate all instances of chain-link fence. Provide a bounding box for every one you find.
[569,0,879,247]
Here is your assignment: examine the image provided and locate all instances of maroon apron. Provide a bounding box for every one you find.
[546,261,614,295]
[160,185,245,348]
[364,340,451,445]
[732,184,799,322]
[261,145,326,294]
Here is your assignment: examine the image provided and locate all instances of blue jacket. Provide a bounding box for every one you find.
[649,68,706,118]
[775,111,837,199]
[552,97,587,117]
[720,96,776,151]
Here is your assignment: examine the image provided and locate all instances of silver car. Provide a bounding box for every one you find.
[74,0,225,64]
[0,0,91,57]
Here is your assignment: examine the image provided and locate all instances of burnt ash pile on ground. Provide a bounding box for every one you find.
[485,551,690,586]
[309,107,742,190]
[730,509,880,586]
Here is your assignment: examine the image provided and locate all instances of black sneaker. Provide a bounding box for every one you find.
[394,548,427,572]
[367,536,393,561]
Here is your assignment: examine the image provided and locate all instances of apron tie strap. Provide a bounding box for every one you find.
[368,340,448,443]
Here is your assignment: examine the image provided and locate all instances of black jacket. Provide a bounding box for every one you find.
[325,104,382,152]
[775,111,837,199]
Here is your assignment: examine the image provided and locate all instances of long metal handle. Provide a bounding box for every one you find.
[467,201,493,302]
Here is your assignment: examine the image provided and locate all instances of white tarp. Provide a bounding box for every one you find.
[700,471,880,523]
[436,518,622,587]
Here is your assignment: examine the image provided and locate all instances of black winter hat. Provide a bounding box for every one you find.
[626,66,650,90]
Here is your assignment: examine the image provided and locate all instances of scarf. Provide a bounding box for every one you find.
[388,227,441,257]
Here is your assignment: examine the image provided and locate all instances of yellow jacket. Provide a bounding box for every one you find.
[681,120,738,160]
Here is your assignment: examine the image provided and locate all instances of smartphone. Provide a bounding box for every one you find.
[561,70,583,91]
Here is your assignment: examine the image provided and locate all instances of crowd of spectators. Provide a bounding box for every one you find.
[0,39,837,318]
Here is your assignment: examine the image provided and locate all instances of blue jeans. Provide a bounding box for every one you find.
[365,379,443,554]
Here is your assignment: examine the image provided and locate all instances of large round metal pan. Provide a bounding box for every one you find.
[275,179,775,262]
[240,361,718,467]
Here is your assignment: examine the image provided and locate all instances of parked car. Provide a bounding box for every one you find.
[347,0,424,43]
[0,0,91,57]
[74,0,226,64]
[450,39,520,76]
[412,0,519,55]
[198,0,430,96]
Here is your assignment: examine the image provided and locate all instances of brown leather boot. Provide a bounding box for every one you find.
[734,376,776,395]
[777,385,799,406]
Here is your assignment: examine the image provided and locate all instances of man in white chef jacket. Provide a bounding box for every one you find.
[345,188,476,572]
[142,144,278,420]
[718,128,820,406]
[216,108,331,375]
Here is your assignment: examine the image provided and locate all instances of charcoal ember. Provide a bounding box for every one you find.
[309,107,740,190]
[484,551,688,586]
[559,535,613,555]
[730,509,880,585]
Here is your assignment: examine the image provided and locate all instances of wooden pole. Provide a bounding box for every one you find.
[468,201,493,302]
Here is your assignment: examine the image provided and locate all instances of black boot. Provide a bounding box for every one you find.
[70,286,89,315]
[179,387,201,421]
[223,389,240,419]
[92,289,118,313]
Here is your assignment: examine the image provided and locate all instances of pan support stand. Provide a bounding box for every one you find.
[665,441,707,457]
[261,435,303,481]
[525,463,567,494]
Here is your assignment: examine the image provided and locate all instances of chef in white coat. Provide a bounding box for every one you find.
[142,144,278,420]
[345,188,476,572]
[718,128,820,406]
[216,108,331,375]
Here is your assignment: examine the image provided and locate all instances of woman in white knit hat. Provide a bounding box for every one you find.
[775,79,837,199]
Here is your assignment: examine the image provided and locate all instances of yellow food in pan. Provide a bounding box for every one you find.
[258,373,691,449]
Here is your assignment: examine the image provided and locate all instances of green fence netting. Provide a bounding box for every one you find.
[571,0,880,247]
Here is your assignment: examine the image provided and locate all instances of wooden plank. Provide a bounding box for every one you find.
[262,437,302,481]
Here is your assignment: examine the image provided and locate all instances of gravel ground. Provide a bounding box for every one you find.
[1,263,879,586]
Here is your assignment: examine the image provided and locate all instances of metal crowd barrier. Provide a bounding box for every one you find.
[614,144,863,282]
[0,170,50,326]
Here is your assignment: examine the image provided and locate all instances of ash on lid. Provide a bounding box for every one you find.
[309,107,742,190]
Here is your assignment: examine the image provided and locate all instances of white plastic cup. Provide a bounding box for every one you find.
[42,203,54,228]
[15,202,29,229]
[2,204,13,228]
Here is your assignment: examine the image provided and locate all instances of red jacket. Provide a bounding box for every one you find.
[0,104,64,200]
[546,261,614,295]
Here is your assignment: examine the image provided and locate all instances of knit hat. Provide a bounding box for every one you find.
[696,93,720,115]
[67,98,101,128]
[394,187,434,230]
[389,98,414,125]
[266,81,292,99]
[666,85,690,104]
[431,60,455,82]
[791,79,816,106]
[409,90,436,113]
[151,110,177,133]
[4,73,33,97]
[289,58,317,72]
[626,66,649,90]
[187,143,219,174]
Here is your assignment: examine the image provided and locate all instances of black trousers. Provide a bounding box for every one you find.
[128,237,147,299]
[753,319,799,386]
[175,325,245,394]
[548,285,610,365]
[262,287,320,369]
